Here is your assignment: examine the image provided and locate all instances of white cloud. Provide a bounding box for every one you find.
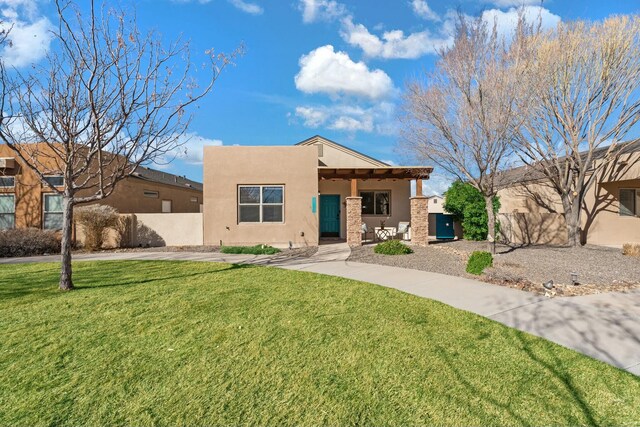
[294,45,394,99]
[171,132,223,164]
[482,6,561,37]
[228,0,263,15]
[0,0,52,67]
[294,102,396,135]
[340,16,452,59]
[410,0,439,21]
[421,173,452,197]
[298,0,346,23]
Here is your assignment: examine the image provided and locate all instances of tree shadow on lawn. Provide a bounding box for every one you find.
[0,261,256,300]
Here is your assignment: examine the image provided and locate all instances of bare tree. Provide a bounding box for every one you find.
[514,16,640,247]
[0,1,237,290]
[401,13,534,253]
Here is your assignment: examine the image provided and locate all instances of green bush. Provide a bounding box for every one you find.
[466,251,493,275]
[374,240,413,255]
[443,181,500,241]
[220,245,281,255]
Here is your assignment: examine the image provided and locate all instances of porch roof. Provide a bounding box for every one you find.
[318,166,433,180]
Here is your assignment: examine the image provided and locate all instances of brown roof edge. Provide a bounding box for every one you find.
[296,135,391,167]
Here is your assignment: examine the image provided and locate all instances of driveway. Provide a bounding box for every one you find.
[2,243,639,374]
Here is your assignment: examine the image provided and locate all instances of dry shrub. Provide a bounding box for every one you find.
[75,205,120,251]
[622,243,640,257]
[0,228,61,257]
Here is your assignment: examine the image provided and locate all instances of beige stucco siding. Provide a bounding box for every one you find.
[318,179,411,238]
[203,146,319,247]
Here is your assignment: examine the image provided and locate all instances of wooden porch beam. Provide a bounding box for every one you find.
[350,178,357,197]
[416,179,423,197]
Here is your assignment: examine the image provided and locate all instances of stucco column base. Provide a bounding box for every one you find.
[346,197,362,247]
[411,196,429,247]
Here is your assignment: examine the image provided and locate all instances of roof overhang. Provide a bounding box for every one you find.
[318,166,433,180]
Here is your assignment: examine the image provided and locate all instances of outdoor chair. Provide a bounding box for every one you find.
[396,222,410,240]
[361,223,375,242]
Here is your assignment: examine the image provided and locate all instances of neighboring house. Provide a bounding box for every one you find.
[426,194,462,240]
[497,141,640,247]
[0,144,202,231]
[203,135,433,247]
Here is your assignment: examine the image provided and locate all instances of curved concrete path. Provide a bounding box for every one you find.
[1,242,638,375]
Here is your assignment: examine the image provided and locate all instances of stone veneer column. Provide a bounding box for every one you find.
[345,196,362,247]
[410,196,429,247]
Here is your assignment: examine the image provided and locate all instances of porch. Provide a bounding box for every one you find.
[317,167,433,247]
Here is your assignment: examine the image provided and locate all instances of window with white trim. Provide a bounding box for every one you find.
[360,190,390,215]
[0,176,14,187]
[43,194,63,230]
[144,190,159,198]
[238,185,284,223]
[0,194,15,229]
[44,175,64,187]
[620,189,639,217]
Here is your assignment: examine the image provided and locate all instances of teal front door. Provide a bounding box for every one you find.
[435,213,455,239]
[320,195,341,237]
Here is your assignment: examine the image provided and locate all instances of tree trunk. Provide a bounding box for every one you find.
[485,195,496,255]
[59,195,74,291]
[563,197,582,248]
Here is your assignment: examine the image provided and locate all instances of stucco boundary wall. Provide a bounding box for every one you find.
[74,213,204,248]
[498,212,568,246]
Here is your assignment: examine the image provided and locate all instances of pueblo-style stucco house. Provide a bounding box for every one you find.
[497,141,640,247]
[203,136,432,247]
[0,144,202,231]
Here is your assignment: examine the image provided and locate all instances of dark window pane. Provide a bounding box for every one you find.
[239,187,260,203]
[620,189,636,216]
[375,192,390,215]
[239,205,260,222]
[0,177,14,187]
[361,192,374,215]
[262,205,283,222]
[262,186,283,203]
[44,213,63,230]
[44,176,64,187]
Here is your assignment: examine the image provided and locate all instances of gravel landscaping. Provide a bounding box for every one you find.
[349,240,640,296]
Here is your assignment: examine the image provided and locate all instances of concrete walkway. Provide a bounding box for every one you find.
[1,242,639,375]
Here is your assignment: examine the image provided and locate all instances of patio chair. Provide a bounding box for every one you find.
[361,223,375,242]
[395,222,410,240]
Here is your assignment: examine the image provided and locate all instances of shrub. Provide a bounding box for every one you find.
[622,243,640,257]
[220,245,281,255]
[374,240,414,255]
[466,251,493,275]
[443,181,500,241]
[75,205,121,251]
[0,228,61,257]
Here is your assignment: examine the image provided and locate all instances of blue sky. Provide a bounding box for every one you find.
[2,0,639,194]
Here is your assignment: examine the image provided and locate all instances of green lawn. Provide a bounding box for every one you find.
[1,261,639,425]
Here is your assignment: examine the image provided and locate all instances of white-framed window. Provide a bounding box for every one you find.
[238,185,284,223]
[144,190,159,198]
[0,194,15,229]
[360,190,391,215]
[44,175,64,187]
[190,196,198,203]
[620,189,639,217]
[43,194,63,230]
[162,200,172,213]
[0,176,14,187]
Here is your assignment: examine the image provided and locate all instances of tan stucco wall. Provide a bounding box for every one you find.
[203,146,319,247]
[318,179,411,238]
[498,154,640,246]
[0,144,202,230]
[135,213,203,246]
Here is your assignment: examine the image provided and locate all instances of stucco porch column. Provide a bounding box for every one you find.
[411,178,429,246]
[346,178,362,247]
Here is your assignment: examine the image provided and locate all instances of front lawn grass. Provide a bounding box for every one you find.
[1,261,639,425]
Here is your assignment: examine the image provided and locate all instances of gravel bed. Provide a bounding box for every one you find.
[348,240,640,296]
